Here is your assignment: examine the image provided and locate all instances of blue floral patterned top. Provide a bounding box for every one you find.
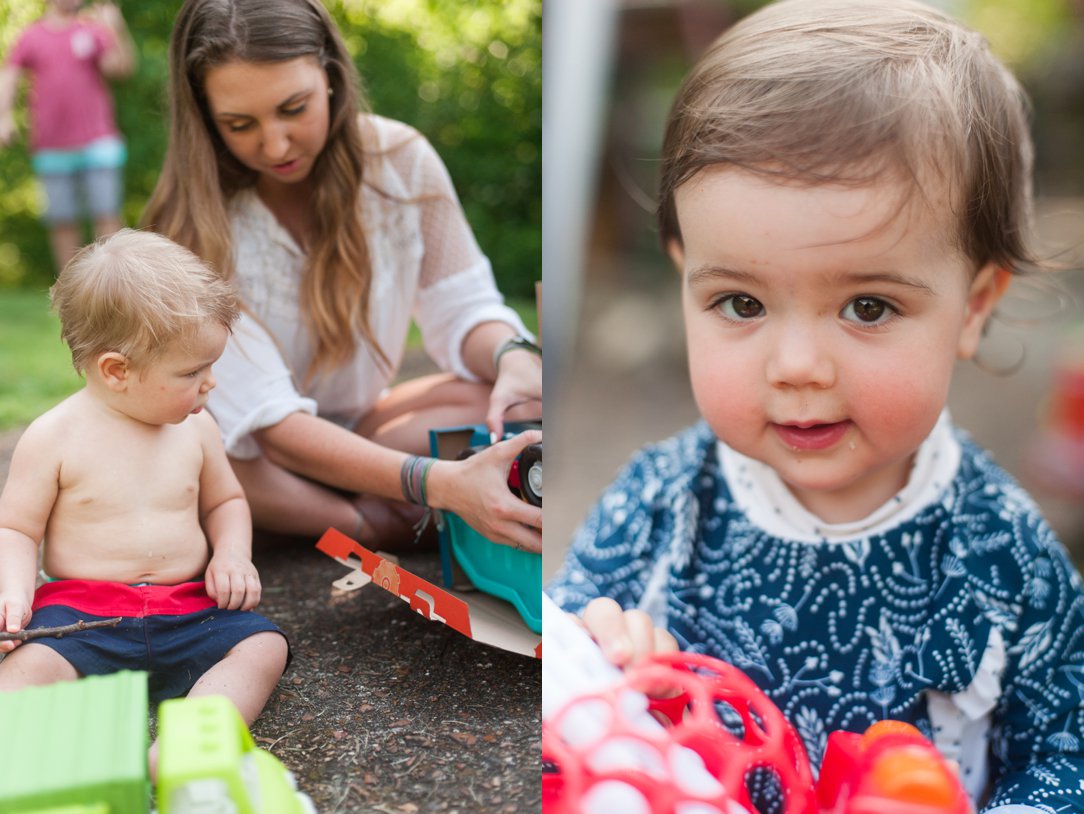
[547,421,1084,813]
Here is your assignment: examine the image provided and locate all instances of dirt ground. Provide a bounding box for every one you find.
[0,365,541,813]
[245,543,540,813]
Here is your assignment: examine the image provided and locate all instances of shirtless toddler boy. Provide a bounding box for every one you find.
[0,230,288,757]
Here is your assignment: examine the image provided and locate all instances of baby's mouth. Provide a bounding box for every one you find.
[772,420,852,451]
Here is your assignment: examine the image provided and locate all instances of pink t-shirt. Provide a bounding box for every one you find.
[7,18,120,151]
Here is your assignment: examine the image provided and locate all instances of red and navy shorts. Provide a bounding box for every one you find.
[26,579,289,703]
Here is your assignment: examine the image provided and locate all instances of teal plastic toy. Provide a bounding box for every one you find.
[429,423,542,633]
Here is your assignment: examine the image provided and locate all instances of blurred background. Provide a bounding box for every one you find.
[0,0,540,428]
[544,0,1084,580]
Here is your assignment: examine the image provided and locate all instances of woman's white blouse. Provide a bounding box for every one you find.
[208,115,529,459]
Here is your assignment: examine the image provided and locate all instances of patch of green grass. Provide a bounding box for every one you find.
[0,291,540,431]
[0,290,82,430]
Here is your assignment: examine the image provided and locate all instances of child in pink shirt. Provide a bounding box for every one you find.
[0,0,136,274]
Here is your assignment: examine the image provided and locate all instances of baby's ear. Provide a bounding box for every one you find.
[97,352,131,391]
[957,264,1012,360]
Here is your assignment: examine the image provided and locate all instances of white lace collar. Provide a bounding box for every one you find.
[719,411,961,543]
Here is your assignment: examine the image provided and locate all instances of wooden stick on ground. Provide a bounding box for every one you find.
[0,617,123,642]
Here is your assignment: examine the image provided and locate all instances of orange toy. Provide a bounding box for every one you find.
[817,721,968,814]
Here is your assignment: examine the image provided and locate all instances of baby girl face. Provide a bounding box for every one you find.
[671,166,1007,522]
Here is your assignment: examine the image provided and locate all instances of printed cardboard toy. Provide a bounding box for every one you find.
[317,528,541,659]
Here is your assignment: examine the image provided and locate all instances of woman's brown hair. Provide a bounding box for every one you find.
[142,0,387,381]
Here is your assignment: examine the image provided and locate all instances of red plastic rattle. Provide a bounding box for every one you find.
[542,651,816,814]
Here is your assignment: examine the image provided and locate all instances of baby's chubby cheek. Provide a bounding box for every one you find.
[841,368,948,452]
[686,359,761,438]
[688,351,949,456]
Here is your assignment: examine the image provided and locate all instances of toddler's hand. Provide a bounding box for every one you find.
[205,555,262,611]
[0,593,32,653]
[580,597,678,668]
[87,2,124,29]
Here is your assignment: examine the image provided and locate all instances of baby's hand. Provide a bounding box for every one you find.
[580,597,678,668]
[0,593,32,653]
[205,555,262,611]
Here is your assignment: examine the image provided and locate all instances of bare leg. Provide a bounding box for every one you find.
[0,642,80,691]
[355,373,491,452]
[231,454,358,539]
[148,631,289,780]
[47,222,83,275]
[235,375,491,538]
[184,632,288,726]
[231,454,431,549]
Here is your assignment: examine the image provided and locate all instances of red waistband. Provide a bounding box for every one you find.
[33,580,217,617]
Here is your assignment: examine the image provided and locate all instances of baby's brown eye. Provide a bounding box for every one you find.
[720,294,763,319]
[851,297,885,322]
[734,296,761,318]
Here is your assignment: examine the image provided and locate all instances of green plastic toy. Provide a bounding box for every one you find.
[157,694,315,814]
[0,671,149,813]
[0,671,314,813]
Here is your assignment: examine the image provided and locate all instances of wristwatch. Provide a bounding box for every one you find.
[493,335,541,371]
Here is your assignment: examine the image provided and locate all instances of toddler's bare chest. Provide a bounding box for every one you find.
[58,426,202,512]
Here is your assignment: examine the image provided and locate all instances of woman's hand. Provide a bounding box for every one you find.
[580,597,679,668]
[429,430,542,552]
[486,349,542,441]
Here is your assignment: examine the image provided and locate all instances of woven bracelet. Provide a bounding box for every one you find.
[400,454,436,507]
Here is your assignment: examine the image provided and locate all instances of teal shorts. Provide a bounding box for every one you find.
[31,136,126,225]
[31,135,127,175]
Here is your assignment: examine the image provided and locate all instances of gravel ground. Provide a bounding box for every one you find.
[0,389,541,813]
[248,542,540,813]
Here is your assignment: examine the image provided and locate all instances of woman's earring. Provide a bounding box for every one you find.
[328,87,334,97]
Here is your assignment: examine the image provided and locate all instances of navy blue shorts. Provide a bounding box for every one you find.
[26,581,289,704]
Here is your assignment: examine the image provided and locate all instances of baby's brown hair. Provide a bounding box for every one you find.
[658,0,1035,275]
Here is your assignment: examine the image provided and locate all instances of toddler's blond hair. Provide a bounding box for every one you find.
[51,228,239,373]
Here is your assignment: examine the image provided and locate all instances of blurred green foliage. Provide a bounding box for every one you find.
[0,0,541,297]
[0,291,81,430]
[720,0,1076,67]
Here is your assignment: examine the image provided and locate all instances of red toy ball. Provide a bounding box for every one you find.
[542,652,817,814]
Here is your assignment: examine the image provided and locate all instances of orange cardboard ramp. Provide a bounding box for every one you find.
[316,528,541,659]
